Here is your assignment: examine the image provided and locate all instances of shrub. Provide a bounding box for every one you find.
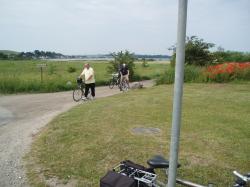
[67,66,76,73]
[156,67,175,84]
[107,50,136,79]
[205,62,250,82]
[0,53,8,60]
[170,36,215,66]
[213,51,250,63]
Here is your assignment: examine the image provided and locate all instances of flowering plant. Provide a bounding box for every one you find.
[205,62,250,81]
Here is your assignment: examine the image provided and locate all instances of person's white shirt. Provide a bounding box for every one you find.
[80,67,95,84]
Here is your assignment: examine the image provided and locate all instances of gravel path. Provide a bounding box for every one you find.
[0,80,154,187]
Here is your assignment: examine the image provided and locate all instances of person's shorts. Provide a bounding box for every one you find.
[121,74,129,81]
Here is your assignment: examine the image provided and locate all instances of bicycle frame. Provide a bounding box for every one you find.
[151,169,213,187]
[108,159,249,187]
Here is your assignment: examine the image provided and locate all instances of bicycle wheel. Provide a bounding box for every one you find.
[73,88,83,102]
[109,79,115,89]
[121,82,129,92]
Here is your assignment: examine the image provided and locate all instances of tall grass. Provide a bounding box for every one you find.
[0,60,168,93]
[156,65,205,84]
[156,64,250,85]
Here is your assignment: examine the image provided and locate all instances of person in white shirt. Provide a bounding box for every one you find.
[79,63,95,100]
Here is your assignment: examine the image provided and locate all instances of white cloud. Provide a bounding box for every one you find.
[0,0,249,54]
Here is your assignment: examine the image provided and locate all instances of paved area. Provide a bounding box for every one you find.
[0,80,154,187]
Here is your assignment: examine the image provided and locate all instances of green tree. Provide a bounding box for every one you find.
[0,53,8,60]
[170,36,215,66]
[213,51,250,62]
[107,50,136,79]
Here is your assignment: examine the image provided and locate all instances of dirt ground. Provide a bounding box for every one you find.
[0,80,154,187]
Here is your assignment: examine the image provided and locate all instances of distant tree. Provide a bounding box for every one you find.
[0,53,8,60]
[217,46,225,52]
[107,50,136,79]
[170,36,215,66]
[34,50,41,58]
[213,51,250,62]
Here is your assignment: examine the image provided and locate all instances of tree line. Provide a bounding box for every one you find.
[0,50,65,60]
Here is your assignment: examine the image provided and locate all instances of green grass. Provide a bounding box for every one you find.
[26,83,250,186]
[0,60,168,93]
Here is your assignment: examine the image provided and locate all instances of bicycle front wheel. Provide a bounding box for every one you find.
[109,80,115,89]
[121,82,129,92]
[73,88,83,102]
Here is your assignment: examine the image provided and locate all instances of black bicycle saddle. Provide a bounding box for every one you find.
[147,155,181,169]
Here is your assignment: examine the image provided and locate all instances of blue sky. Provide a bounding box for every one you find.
[0,0,249,55]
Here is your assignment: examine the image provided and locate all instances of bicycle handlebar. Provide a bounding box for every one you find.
[233,171,250,182]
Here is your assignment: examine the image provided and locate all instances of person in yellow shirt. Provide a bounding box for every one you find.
[79,63,95,100]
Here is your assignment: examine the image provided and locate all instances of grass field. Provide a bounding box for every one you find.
[26,83,250,186]
[0,60,168,93]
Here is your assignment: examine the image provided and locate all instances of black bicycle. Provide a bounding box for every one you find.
[109,73,121,89]
[101,155,250,187]
[73,78,85,102]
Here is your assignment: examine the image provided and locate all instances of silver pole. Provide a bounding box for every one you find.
[167,0,188,187]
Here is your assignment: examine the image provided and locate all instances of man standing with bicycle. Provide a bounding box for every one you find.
[79,63,95,100]
[119,63,130,90]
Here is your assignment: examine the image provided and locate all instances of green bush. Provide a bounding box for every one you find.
[156,65,204,85]
[170,36,215,66]
[156,67,175,84]
[67,66,76,73]
[213,51,250,63]
[107,50,136,79]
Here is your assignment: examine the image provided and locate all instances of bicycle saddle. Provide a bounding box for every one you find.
[147,155,181,169]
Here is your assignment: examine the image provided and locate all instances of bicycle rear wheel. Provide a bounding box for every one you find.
[73,88,83,102]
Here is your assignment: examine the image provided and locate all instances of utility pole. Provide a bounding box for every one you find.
[167,0,188,187]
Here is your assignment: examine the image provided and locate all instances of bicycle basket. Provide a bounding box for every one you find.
[112,73,119,78]
[111,161,157,187]
[77,78,83,84]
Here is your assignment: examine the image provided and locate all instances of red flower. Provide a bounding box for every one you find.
[205,62,250,79]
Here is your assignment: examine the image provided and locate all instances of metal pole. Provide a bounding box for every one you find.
[167,0,188,187]
[41,67,43,83]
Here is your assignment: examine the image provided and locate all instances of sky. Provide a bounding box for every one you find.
[0,0,249,55]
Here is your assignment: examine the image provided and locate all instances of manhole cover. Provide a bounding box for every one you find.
[131,127,161,135]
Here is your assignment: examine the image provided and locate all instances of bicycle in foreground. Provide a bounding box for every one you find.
[72,78,91,102]
[100,155,250,187]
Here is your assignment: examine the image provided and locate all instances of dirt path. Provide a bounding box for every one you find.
[0,80,154,187]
